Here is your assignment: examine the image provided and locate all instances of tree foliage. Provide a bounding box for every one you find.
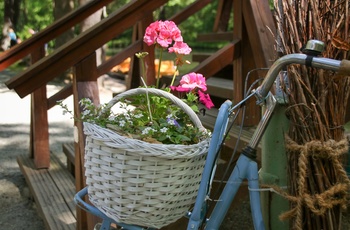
[0,0,53,41]
[1,0,224,49]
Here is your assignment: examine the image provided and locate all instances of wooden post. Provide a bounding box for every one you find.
[73,52,101,230]
[213,0,233,32]
[233,0,275,126]
[29,45,50,168]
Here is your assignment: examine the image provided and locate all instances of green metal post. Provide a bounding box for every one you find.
[259,101,289,230]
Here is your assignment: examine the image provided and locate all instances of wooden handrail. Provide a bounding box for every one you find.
[45,0,214,109]
[6,0,167,98]
[191,39,241,77]
[169,0,211,23]
[0,0,114,70]
[97,40,143,76]
[47,39,144,109]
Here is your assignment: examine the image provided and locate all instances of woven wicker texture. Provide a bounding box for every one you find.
[83,88,210,228]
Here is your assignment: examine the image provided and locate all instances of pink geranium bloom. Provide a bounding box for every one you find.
[170,85,191,92]
[171,72,207,92]
[179,72,207,92]
[198,90,214,109]
[161,20,183,42]
[143,20,183,48]
[143,21,161,46]
[168,41,192,55]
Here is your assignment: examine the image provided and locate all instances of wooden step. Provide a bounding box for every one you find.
[17,154,76,230]
[198,107,261,161]
[206,77,233,99]
[62,142,75,177]
[192,52,212,62]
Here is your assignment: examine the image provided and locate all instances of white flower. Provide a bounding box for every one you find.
[82,110,91,116]
[79,98,91,105]
[160,127,168,133]
[142,127,156,135]
[134,113,143,119]
[167,119,175,125]
[119,120,126,127]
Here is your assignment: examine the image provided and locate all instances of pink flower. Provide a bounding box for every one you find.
[170,72,208,93]
[143,21,161,46]
[198,90,214,109]
[168,41,192,55]
[157,20,183,45]
[179,72,207,92]
[143,20,183,48]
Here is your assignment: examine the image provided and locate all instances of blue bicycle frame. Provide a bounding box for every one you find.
[187,93,277,230]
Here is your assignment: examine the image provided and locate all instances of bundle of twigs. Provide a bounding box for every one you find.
[273,0,350,229]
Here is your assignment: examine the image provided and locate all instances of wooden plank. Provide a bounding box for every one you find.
[192,52,211,62]
[47,84,73,110]
[17,154,76,230]
[97,40,143,78]
[49,154,76,216]
[197,32,234,42]
[206,78,233,99]
[198,108,261,160]
[62,142,75,176]
[191,41,240,79]
[169,0,211,25]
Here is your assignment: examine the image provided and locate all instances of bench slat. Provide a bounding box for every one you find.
[17,154,76,230]
[62,142,75,176]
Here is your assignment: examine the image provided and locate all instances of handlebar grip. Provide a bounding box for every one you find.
[338,60,350,75]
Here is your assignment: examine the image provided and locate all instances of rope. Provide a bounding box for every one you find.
[275,136,350,229]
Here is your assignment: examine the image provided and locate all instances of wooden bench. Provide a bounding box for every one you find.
[62,142,75,177]
[17,154,76,230]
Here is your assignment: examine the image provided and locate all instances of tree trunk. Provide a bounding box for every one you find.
[53,0,75,49]
[53,0,75,80]
[4,0,21,29]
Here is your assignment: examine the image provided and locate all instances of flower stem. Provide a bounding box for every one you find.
[141,57,146,83]
[140,76,153,122]
[170,65,179,87]
[156,48,163,88]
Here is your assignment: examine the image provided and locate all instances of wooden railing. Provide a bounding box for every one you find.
[1,0,276,229]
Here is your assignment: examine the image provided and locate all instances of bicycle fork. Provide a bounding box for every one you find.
[203,93,276,230]
[205,154,264,230]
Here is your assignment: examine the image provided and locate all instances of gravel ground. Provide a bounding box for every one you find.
[1,69,349,230]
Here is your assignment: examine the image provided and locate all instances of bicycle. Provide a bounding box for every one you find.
[74,40,350,230]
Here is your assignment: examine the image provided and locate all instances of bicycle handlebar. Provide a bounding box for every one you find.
[255,54,350,100]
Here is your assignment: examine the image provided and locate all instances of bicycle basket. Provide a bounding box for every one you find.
[83,88,210,229]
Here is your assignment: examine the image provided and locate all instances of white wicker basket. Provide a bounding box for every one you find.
[83,88,210,229]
